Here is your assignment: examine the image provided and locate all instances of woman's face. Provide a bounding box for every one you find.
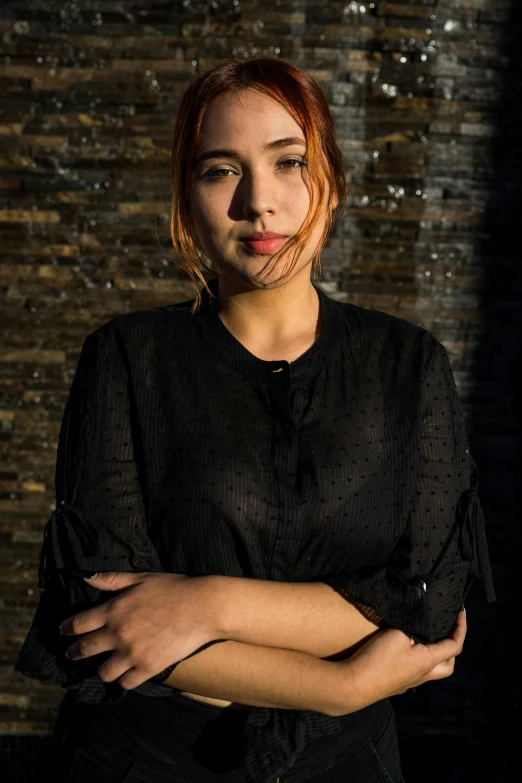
[189,88,334,290]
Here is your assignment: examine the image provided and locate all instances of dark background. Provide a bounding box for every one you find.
[0,1,518,781]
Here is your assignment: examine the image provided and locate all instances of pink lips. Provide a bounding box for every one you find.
[239,234,288,254]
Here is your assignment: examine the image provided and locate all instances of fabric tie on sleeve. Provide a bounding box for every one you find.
[239,707,341,783]
[458,458,496,602]
[37,501,100,590]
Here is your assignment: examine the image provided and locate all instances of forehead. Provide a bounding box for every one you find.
[197,89,303,146]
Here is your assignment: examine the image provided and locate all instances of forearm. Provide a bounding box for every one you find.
[164,638,351,716]
[212,577,381,659]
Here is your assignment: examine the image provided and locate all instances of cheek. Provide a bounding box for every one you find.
[203,192,230,228]
[288,179,311,212]
[191,196,222,241]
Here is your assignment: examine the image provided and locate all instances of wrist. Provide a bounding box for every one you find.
[332,657,376,717]
[201,574,233,641]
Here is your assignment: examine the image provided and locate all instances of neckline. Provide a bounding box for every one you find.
[193,276,343,384]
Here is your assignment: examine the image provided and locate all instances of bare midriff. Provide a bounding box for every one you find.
[180,691,249,709]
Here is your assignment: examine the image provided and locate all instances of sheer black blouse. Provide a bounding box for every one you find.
[14,276,495,783]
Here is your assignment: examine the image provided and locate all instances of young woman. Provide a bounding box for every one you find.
[15,58,495,783]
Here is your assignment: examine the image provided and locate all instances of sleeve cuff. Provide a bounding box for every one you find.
[321,560,471,644]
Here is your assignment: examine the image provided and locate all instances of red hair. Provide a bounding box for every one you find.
[169,58,348,312]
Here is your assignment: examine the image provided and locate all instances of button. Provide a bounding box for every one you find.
[268,361,289,374]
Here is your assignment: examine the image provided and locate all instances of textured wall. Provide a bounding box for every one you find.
[0,1,519,781]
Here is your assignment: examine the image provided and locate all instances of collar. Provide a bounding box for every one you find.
[192,276,344,385]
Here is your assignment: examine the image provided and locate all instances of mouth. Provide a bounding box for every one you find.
[239,236,288,255]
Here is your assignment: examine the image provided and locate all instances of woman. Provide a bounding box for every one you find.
[15,58,495,783]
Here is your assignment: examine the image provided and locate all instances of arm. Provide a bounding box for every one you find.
[163,610,467,717]
[163,638,348,716]
[211,577,381,659]
[15,326,164,687]
[316,334,495,644]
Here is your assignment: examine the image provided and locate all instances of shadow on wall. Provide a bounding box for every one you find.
[389,4,521,782]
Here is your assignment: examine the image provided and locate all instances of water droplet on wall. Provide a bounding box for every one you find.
[381,83,398,98]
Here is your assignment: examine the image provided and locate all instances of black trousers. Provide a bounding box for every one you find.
[49,687,404,783]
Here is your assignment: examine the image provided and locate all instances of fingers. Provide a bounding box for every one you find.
[65,629,114,662]
[403,657,456,692]
[60,604,109,636]
[97,653,133,684]
[451,609,467,644]
[82,571,145,592]
[424,610,467,664]
[60,572,147,636]
[425,656,456,681]
[117,667,145,691]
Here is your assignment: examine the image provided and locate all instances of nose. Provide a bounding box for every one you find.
[240,167,276,219]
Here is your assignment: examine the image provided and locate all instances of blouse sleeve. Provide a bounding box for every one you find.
[321,335,496,644]
[14,325,164,688]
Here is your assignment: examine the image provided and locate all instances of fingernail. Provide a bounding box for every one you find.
[72,569,98,578]
[463,606,467,616]
[64,650,70,659]
[58,624,63,634]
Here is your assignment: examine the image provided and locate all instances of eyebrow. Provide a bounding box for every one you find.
[194,136,306,167]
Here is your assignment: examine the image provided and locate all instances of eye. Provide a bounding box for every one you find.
[279,158,308,170]
[202,167,234,180]
[202,158,308,180]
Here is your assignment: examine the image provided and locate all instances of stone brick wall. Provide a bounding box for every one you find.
[1,1,519,781]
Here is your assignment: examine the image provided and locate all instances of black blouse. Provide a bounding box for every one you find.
[14,276,495,783]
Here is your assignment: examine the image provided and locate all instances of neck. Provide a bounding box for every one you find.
[213,271,322,359]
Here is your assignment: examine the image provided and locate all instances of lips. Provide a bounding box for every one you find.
[239,233,288,255]
[241,232,286,241]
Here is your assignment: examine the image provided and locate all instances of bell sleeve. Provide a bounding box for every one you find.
[13,325,164,690]
[321,334,496,644]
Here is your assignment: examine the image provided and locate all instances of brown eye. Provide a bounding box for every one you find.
[279,158,307,170]
[203,168,233,179]
[202,158,307,180]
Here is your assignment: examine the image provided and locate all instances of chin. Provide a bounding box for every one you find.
[211,263,277,289]
[236,272,297,291]
[212,254,310,290]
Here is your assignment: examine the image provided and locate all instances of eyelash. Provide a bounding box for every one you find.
[202,158,308,180]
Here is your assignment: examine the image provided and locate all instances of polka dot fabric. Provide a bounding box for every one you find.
[15,276,495,782]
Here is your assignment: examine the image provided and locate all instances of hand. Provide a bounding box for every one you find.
[341,610,467,708]
[59,571,219,690]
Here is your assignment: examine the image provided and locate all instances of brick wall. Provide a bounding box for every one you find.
[0,1,518,781]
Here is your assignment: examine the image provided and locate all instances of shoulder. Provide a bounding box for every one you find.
[335,298,440,362]
[82,294,198,353]
[333,300,457,403]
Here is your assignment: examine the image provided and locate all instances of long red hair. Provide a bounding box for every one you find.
[169,58,348,312]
